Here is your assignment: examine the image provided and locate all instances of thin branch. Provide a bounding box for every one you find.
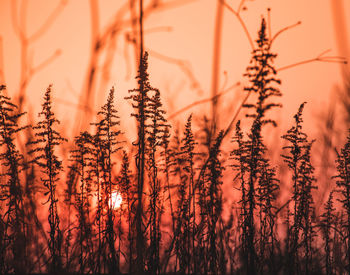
[267,8,272,40]
[65,79,81,99]
[98,33,118,102]
[99,0,193,46]
[277,50,347,72]
[145,0,196,14]
[19,0,28,36]
[90,0,100,46]
[275,199,292,216]
[11,0,24,39]
[123,26,173,49]
[220,71,228,92]
[129,0,139,68]
[237,0,245,14]
[270,21,302,45]
[223,90,251,138]
[10,0,66,116]
[148,49,204,95]
[221,0,254,50]
[29,49,62,76]
[168,82,240,120]
[210,0,224,131]
[139,0,144,70]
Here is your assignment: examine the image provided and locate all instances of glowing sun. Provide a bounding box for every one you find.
[109,191,122,210]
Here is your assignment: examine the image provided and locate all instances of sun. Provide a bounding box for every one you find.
[109,191,122,210]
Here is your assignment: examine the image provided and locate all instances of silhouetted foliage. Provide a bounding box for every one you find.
[243,18,282,126]
[69,131,94,273]
[94,86,122,274]
[0,15,349,275]
[320,191,336,275]
[282,102,317,275]
[125,52,152,274]
[334,128,350,274]
[0,85,27,274]
[146,86,169,275]
[118,150,135,274]
[204,131,225,275]
[229,17,283,275]
[27,85,67,273]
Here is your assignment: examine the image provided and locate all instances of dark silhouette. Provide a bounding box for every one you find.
[27,85,66,274]
[0,13,349,275]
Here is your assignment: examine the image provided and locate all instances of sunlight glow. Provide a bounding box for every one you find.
[109,191,122,210]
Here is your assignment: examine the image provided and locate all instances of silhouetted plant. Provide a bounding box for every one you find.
[88,125,104,274]
[243,17,282,126]
[161,129,183,273]
[118,150,135,274]
[204,131,224,275]
[63,164,78,271]
[125,51,153,273]
[256,159,279,274]
[231,116,275,275]
[320,191,336,275]
[161,125,176,240]
[332,211,346,273]
[282,102,317,275]
[284,202,292,271]
[27,85,66,273]
[230,120,250,271]
[146,87,168,274]
[181,114,198,274]
[69,131,94,273]
[172,129,192,274]
[168,115,198,274]
[0,11,347,275]
[195,115,218,275]
[0,85,27,274]
[334,128,350,274]
[94,86,122,274]
[233,16,282,275]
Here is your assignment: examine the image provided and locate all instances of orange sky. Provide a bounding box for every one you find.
[0,0,349,142]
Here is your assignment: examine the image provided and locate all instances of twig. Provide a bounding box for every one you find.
[10,0,67,114]
[267,8,272,40]
[129,0,139,68]
[168,82,240,120]
[221,0,254,50]
[275,199,291,216]
[11,0,23,39]
[29,49,62,76]
[237,0,245,14]
[76,0,193,133]
[277,49,347,72]
[210,0,224,133]
[99,0,193,46]
[123,25,173,78]
[149,49,205,95]
[223,90,251,138]
[270,21,302,46]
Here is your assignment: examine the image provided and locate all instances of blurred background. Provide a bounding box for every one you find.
[0,0,348,129]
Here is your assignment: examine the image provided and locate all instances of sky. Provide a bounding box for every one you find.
[0,0,349,142]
